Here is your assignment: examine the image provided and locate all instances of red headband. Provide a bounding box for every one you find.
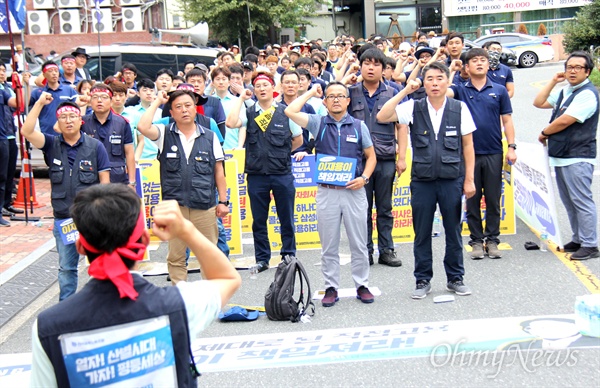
[56,105,81,118]
[90,87,113,98]
[79,212,147,300]
[62,57,76,63]
[253,74,274,86]
[43,63,59,73]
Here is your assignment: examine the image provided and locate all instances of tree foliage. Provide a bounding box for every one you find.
[176,0,323,46]
[563,0,600,53]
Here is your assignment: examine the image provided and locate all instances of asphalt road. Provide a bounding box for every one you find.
[1,63,599,387]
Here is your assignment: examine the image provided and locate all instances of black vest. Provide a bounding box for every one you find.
[349,83,397,160]
[49,134,100,219]
[315,114,365,177]
[548,81,599,159]
[244,104,293,175]
[82,112,130,184]
[409,98,464,181]
[158,123,216,210]
[36,276,197,387]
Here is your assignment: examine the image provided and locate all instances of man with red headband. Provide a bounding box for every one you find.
[30,184,242,387]
[226,71,303,273]
[59,55,83,87]
[82,83,136,185]
[21,93,110,300]
[29,60,80,136]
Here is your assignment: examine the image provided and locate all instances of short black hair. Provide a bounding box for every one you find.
[184,60,195,67]
[324,81,349,97]
[186,68,207,82]
[156,68,174,80]
[565,51,594,75]
[422,61,450,79]
[121,62,138,74]
[356,43,376,59]
[281,70,300,82]
[221,52,235,61]
[71,184,142,268]
[294,57,313,68]
[244,54,258,65]
[359,48,387,66]
[137,78,155,90]
[228,64,244,77]
[244,46,260,56]
[447,32,464,44]
[296,68,311,81]
[168,89,197,106]
[465,48,489,64]
[482,41,502,50]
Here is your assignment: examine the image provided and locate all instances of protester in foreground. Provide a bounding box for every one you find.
[30,184,241,387]
[377,62,476,299]
[21,93,110,300]
[533,51,599,261]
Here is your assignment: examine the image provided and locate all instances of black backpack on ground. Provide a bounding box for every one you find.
[265,255,315,322]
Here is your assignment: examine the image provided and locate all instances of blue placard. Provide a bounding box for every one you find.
[55,218,79,246]
[315,154,356,186]
[292,155,316,187]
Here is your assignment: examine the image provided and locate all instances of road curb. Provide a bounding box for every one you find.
[0,238,55,286]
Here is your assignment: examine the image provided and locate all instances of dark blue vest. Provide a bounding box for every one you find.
[36,276,197,387]
[49,134,100,219]
[82,112,130,184]
[315,114,365,177]
[349,83,397,160]
[244,104,293,175]
[158,123,216,210]
[548,81,599,159]
[409,98,464,181]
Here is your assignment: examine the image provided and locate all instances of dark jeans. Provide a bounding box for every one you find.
[3,139,17,207]
[411,178,465,283]
[0,139,10,210]
[467,153,503,245]
[247,173,296,264]
[365,159,396,254]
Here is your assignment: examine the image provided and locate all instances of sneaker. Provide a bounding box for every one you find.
[378,249,402,267]
[470,243,485,260]
[411,280,431,299]
[1,208,12,217]
[4,206,23,214]
[256,261,270,273]
[0,218,10,227]
[322,287,339,307]
[446,280,472,296]
[563,241,581,253]
[570,247,599,261]
[356,285,374,303]
[369,253,374,266]
[486,241,502,259]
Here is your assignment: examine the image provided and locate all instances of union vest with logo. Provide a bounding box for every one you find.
[244,104,292,175]
[158,123,216,210]
[548,81,599,159]
[36,276,198,387]
[49,134,100,219]
[315,114,365,177]
[349,82,396,160]
[409,98,464,181]
[82,111,130,184]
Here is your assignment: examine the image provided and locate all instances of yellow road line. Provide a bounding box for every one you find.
[530,227,600,294]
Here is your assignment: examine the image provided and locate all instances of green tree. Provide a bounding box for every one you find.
[176,0,323,46]
[562,0,600,53]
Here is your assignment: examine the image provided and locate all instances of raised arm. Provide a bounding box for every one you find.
[285,84,322,128]
[376,80,419,123]
[225,90,253,129]
[137,90,168,141]
[21,92,51,149]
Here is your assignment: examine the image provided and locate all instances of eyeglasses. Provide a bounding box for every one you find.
[325,95,348,101]
[91,95,111,101]
[58,114,80,122]
[565,65,585,73]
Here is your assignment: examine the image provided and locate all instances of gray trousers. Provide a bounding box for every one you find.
[317,186,370,289]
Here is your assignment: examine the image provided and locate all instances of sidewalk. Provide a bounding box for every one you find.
[0,178,54,276]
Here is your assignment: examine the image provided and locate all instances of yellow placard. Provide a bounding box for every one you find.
[223,158,243,255]
[254,106,275,132]
[226,149,253,233]
[139,159,162,242]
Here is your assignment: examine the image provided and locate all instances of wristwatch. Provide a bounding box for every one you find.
[508,144,517,150]
[128,181,136,187]
[361,175,370,184]
[218,200,230,206]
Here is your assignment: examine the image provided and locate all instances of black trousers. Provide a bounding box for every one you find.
[467,153,503,245]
